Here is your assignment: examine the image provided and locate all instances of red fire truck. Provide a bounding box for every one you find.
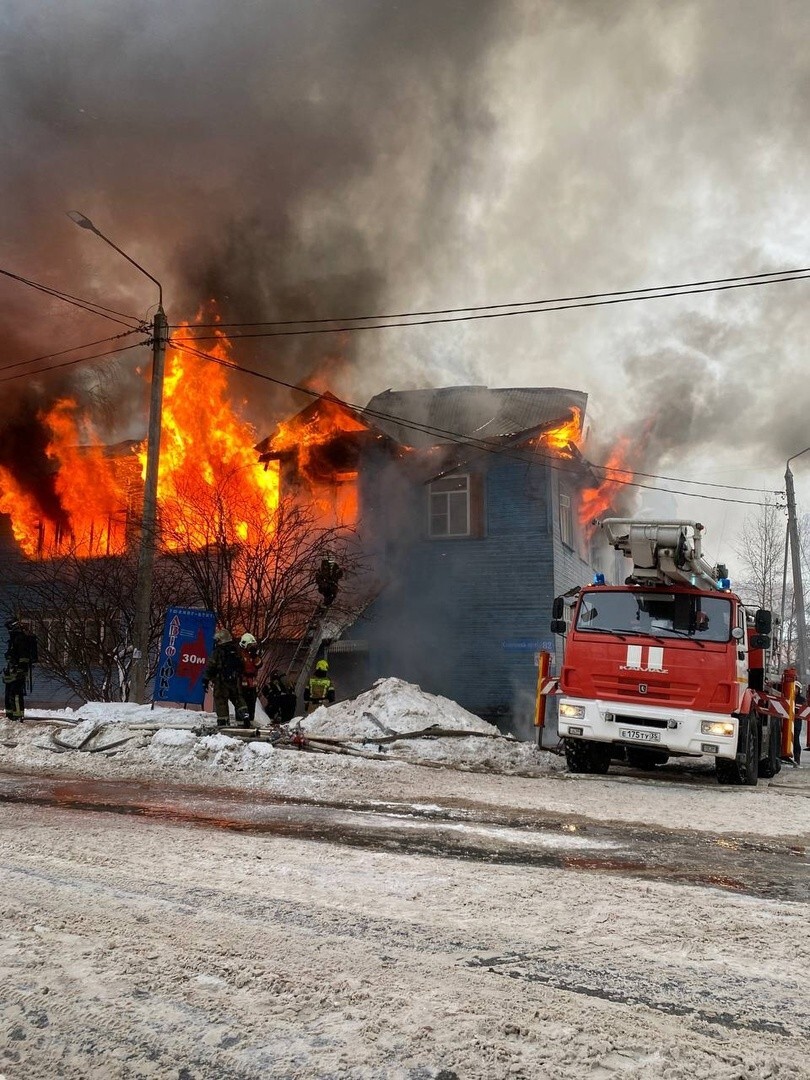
[549,519,805,785]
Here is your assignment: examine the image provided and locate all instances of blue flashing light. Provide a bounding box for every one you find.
[593,572,606,585]
[717,577,731,591]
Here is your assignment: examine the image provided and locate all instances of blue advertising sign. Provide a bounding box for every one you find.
[154,607,216,705]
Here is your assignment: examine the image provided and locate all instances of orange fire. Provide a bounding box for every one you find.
[0,399,135,558]
[152,324,279,550]
[0,320,280,559]
[531,407,636,529]
[536,406,583,455]
[267,395,367,527]
[578,436,635,527]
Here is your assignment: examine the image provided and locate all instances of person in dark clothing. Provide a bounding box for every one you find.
[203,628,249,727]
[794,684,806,766]
[303,658,335,713]
[261,671,297,725]
[3,619,35,722]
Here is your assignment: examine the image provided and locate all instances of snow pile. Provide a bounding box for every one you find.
[295,677,548,773]
[148,728,274,770]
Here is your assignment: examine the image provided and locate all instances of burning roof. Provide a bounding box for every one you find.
[364,386,588,448]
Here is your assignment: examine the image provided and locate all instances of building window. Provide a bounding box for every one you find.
[429,475,470,537]
[559,491,573,548]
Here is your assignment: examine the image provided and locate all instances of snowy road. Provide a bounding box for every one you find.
[0,770,807,902]
[1,776,808,1079]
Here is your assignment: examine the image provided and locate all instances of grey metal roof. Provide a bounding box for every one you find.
[363,386,587,449]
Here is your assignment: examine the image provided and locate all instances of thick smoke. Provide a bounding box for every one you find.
[2,0,810,539]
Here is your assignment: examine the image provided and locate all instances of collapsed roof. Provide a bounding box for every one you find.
[363,386,588,448]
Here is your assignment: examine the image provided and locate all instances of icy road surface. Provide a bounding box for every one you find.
[1,781,808,1078]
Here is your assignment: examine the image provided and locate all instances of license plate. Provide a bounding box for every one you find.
[619,728,661,742]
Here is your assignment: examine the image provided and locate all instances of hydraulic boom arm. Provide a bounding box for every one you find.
[599,518,724,591]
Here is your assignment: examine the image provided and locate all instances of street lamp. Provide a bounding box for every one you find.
[781,446,810,685]
[68,210,168,703]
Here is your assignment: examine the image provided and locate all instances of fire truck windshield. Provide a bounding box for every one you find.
[575,590,731,643]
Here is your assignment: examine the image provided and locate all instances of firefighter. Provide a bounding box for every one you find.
[315,556,343,607]
[304,658,335,713]
[203,628,249,728]
[238,633,262,724]
[3,618,36,722]
[262,670,297,725]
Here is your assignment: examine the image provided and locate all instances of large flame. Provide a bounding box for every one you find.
[153,323,279,549]
[0,320,280,558]
[532,407,636,529]
[0,399,135,558]
[267,395,367,527]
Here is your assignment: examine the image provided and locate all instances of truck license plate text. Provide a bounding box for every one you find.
[619,728,661,742]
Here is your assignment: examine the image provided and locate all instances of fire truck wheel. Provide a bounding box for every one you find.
[716,713,759,786]
[757,720,782,779]
[625,747,670,770]
[564,738,611,774]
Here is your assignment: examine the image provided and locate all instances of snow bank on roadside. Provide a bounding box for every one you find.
[297,677,547,772]
[8,677,556,778]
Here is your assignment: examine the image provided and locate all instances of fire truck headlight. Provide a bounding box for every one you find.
[559,703,586,720]
[701,721,735,737]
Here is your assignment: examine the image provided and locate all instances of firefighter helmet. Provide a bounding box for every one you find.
[240,633,257,648]
[214,627,231,644]
[315,659,329,673]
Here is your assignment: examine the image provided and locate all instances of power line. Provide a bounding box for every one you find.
[0,341,147,385]
[0,268,144,329]
[168,338,776,507]
[170,266,810,336]
[0,329,145,378]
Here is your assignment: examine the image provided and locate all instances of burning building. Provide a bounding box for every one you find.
[258,384,631,730]
[0,362,632,723]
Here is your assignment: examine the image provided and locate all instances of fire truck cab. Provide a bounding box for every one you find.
[552,519,784,785]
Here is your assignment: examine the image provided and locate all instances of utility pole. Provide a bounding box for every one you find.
[67,211,166,703]
[785,451,809,685]
[129,306,168,703]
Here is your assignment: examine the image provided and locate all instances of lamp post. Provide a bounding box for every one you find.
[782,447,810,686]
[68,211,168,703]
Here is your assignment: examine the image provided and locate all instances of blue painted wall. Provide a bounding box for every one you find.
[345,452,595,727]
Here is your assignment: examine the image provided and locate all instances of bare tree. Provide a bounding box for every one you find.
[734,499,785,612]
[5,543,195,702]
[158,469,363,673]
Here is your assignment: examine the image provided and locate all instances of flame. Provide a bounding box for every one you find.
[268,395,367,527]
[0,399,135,558]
[535,407,583,455]
[152,323,279,549]
[0,318,280,558]
[531,407,636,532]
[578,436,635,526]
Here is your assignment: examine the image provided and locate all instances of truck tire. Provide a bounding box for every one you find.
[716,713,759,786]
[757,719,782,779]
[564,738,611,775]
[625,747,670,770]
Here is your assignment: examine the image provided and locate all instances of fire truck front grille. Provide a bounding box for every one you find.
[592,675,699,705]
[614,714,668,729]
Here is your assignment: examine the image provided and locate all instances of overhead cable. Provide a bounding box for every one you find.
[0,329,145,378]
[168,338,778,508]
[171,266,810,337]
[0,267,144,329]
[0,341,147,385]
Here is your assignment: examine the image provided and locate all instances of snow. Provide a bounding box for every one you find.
[2,676,807,840]
[1,677,808,1078]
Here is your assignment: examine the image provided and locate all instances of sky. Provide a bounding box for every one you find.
[1,0,809,577]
